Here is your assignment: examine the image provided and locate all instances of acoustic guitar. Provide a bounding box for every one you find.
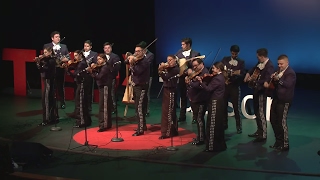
[248,67,261,88]
[178,55,205,75]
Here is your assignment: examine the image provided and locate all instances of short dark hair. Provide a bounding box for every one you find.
[74,50,85,59]
[278,54,288,60]
[50,31,60,38]
[192,58,203,64]
[181,38,192,47]
[257,48,268,57]
[97,53,107,60]
[230,45,240,52]
[103,42,113,47]
[84,40,92,46]
[136,41,147,49]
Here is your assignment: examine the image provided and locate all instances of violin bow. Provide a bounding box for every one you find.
[209,48,221,69]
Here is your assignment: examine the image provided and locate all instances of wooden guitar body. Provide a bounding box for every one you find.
[248,68,260,88]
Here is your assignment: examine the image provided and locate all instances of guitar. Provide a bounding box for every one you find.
[225,69,241,84]
[178,55,205,75]
[248,67,261,88]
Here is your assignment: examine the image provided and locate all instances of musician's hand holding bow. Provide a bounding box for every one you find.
[263,81,269,88]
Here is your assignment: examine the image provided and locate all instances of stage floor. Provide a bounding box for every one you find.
[1,84,320,180]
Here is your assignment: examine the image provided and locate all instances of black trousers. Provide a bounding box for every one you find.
[178,76,188,120]
[42,78,58,123]
[88,78,94,113]
[224,84,242,129]
[206,98,227,151]
[133,84,149,133]
[253,90,267,138]
[270,99,291,148]
[98,85,112,129]
[160,87,178,136]
[55,68,65,104]
[190,101,207,142]
[74,78,93,125]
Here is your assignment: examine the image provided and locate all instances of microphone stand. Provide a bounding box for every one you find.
[112,83,124,142]
[70,81,97,152]
[167,120,178,151]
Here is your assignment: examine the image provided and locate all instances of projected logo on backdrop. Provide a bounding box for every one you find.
[155,0,320,74]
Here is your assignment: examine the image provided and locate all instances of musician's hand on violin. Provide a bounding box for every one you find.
[195,76,202,83]
[263,82,269,88]
[185,76,190,84]
[244,73,251,82]
[86,67,92,73]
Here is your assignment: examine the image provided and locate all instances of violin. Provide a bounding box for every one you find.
[199,72,218,83]
[158,62,169,73]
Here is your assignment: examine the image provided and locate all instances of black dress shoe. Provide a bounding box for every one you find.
[97,128,109,132]
[60,103,66,109]
[252,137,266,143]
[133,127,147,131]
[237,128,242,134]
[269,143,280,149]
[248,132,259,137]
[203,149,214,152]
[38,122,48,126]
[191,141,204,145]
[73,123,91,128]
[191,119,197,124]
[159,135,170,139]
[132,132,144,136]
[145,112,150,117]
[275,146,289,152]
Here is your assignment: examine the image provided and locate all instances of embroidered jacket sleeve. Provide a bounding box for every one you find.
[131,58,149,75]
[278,69,296,88]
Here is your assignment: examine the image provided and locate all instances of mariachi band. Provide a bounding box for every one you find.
[34,31,296,152]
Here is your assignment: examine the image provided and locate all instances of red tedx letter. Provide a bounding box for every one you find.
[2,48,36,96]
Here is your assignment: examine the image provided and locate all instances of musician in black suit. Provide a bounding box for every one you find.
[221,45,245,134]
[88,54,113,132]
[73,50,93,128]
[83,40,98,114]
[103,42,121,113]
[185,59,209,145]
[125,43,150,136]
[175,38,200,124]
[36,46,59,126]
[137,41,155,117]
[43,31,70,109]
[244,48,274,142]
[264,54,296,151]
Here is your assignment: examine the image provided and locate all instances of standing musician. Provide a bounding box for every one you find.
[221,45,245,133]
[72,50,93,128]
[158,55,180,139]
[197,62,227,152]
[185,58,209,145]
[87,54,113,132]
[244,48,274,142]
[137,41,155,117]
[43,31,70,109]
[35,46,59,126]
[125,42,150,136]
[83,40,98,114]
[264,54,296,151]
[175,38,200,123]
[103,42,121,114]
[64,50,82,118]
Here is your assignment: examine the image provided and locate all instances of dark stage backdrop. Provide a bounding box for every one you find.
[0,0,155,90]
[155,0,320,74]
